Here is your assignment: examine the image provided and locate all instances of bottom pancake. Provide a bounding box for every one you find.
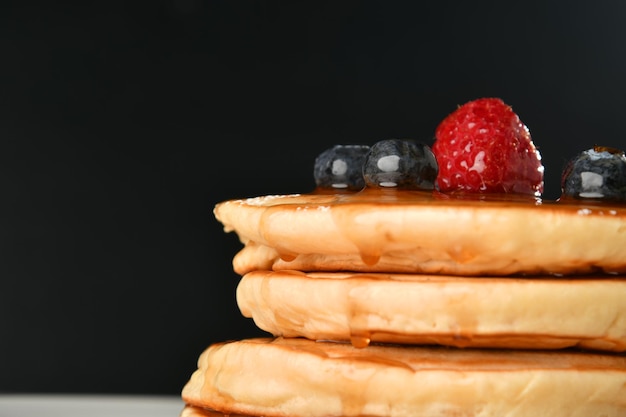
[236,270,626,351]
[181,337,626,417]
[180,405,246,417]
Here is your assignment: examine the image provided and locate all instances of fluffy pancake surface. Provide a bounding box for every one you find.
[215,190,626,276]
[236,270,626,352]
[182,337,626,417]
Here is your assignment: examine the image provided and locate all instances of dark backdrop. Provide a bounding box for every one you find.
[2,1,626,394]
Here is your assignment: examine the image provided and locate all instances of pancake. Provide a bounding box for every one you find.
[236,270,626,352]
[180,406,247,417]
[180,406,238,417]
[181,337,626,417]
[215,189,626,277]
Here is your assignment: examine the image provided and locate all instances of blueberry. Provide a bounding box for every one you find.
[314,144,370,191]
[561,146,626,201]
[363,139,438,190]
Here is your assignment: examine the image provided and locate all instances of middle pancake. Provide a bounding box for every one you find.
[236,270,626,352]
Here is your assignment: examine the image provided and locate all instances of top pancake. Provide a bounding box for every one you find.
[214,188,626,277]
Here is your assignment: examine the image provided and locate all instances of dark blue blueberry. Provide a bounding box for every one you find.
[314,145,370,191]
[561,146,626,201]
[363,139,438,190]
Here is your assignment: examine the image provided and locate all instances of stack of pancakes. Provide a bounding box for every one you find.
[181,189,626,416]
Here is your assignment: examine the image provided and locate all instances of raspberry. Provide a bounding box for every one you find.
[432,98,544,196]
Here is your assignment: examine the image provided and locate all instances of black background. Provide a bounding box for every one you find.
[2,1,626,395]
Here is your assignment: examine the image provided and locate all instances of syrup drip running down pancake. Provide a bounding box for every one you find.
[236,270,626,352]
[215,189,626,277]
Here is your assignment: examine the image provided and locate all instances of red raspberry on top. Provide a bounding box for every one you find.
[433,98,544,196]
